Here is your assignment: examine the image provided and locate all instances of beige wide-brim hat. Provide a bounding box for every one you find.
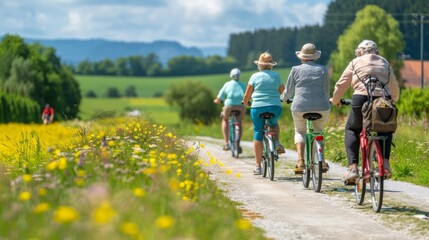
[254,52,277,66]
[296,43,321,60]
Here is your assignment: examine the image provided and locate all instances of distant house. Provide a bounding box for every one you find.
[400,60,429,88]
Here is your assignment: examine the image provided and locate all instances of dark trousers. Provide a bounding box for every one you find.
[345,95,393,165]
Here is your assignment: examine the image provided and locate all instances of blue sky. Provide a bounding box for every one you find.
[0,0,332,48]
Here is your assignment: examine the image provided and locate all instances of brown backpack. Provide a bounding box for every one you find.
[352,61,398,133]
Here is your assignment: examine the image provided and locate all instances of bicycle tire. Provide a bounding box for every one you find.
[354,147,366,205]
[369,140,384,212]
[267,136,275,181]
[261,138,268,178]
[233,124,240,159]
[311,140,323,192]
[229,119,235,158]
[302,141,311,188]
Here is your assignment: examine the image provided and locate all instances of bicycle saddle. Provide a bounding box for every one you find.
[259,112,274,119]
[303,113,322,121]
[230,110,241,116]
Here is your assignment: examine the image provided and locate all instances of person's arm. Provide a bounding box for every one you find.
[331,62,353,105]
[280,69,295,101]
[242,84,253,105]
[388,66,400,102]
[214,83,227,104]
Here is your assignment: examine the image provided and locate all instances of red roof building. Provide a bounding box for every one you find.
[400,60,429,88]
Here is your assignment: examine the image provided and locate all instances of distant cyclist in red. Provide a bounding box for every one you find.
[42,103,54,124]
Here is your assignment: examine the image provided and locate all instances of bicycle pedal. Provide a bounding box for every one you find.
[343,179,356,186]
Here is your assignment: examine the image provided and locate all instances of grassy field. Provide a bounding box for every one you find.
[76,68,292,98]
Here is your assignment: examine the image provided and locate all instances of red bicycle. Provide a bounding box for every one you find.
[341,99,387,212]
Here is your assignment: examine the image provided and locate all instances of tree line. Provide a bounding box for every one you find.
[72,54,238,77]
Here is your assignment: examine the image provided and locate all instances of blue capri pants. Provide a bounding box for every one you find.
[250,106,282,141]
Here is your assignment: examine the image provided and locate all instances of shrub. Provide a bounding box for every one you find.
[125,85,138,97]
[106,87,121,98]
[85,90,97,98]
[397,88,429,119]
[164,81,218,124]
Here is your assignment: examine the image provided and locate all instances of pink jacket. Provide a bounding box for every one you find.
[332,54,400,104]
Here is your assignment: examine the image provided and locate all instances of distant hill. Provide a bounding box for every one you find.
[24,38,225,66]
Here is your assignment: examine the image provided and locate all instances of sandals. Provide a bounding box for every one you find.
[294,159,305,174]
[222,144,230,151]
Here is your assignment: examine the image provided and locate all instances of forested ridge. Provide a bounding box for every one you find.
[228,0,428,68]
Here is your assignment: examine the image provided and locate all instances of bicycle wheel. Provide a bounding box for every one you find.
[369,140,384,212]
[311,140,323,192]
[354,149,366,205]
[261,139,268,178]
[267,136,275,181]
[302,141,311,188]
[233,124,240,159]
[229,120,235,157]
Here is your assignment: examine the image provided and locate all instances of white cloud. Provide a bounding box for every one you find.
[0,0,331,47]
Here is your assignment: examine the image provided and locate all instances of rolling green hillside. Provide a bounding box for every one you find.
[76,68,292,98]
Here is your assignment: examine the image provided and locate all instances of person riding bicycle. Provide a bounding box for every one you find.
[214,68,247,152]
[242,52,286,175]
[41,103,54,124]
[280,43,331,174]
[330,40,400,181]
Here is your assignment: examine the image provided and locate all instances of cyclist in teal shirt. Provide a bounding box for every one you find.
[242,52,286,175]
[214,68,247,151]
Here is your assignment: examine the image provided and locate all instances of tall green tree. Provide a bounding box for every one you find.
[329,5,405,88]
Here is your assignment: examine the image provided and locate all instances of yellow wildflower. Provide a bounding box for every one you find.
[58,157,67,170]
[235,219,252,230]
[92,201,116,225]
[38,188,47,196]
[133,188,146,197]
[19,191,31,202]
[120,222,140,236]
[155,215,174,229]
[46,160,58,171]
[53,206,79,223]
[33,202,50,214]
[22,174,32,183]
[225,169,232,175]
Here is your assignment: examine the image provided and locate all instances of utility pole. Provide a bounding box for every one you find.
[413,13,429,88]
[420,14,424,88]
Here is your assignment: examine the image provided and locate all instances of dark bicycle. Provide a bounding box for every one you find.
[228,110,242,158]
[259,112,279,181]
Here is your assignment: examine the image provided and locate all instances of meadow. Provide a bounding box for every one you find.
[0,119,266,239]
[76,71,429,187]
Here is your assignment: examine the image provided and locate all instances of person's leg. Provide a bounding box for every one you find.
[221,106,232,150]
[233,105,246,153]
[378,132,393,177]
[250,107,265,173]
[266,106,285,153]
[343,95,367,180]
[221,118,229,146]
[292,111,306,172]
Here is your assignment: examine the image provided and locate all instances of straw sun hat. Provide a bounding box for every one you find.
[254,52,277,66]
[295,43,321,60]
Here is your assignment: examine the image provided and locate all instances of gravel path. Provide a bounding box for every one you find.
[189,136,429,240]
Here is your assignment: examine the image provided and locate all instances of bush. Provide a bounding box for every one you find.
[125,85,138,97]
[106,87,121,98]
[164,81,218,124]
[85,90,97,98]
[397,88,429,119]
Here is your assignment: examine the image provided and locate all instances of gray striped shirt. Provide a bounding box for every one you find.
[281,62,330,112]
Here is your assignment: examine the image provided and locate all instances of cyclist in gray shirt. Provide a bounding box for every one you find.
[281,43,331,174]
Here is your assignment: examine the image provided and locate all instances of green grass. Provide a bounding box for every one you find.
[76,68,292,98]
[79,97,179,124]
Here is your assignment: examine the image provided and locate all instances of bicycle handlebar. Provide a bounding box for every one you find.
[340,99,352,106]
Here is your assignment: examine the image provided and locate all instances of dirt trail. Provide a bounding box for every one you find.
[189,136,429,240]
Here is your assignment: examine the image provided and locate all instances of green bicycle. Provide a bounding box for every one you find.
[287,99,326,192]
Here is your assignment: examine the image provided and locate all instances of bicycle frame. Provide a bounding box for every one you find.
[260,113,278,181]
[229,110,241,158]
[302,114,325,192]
